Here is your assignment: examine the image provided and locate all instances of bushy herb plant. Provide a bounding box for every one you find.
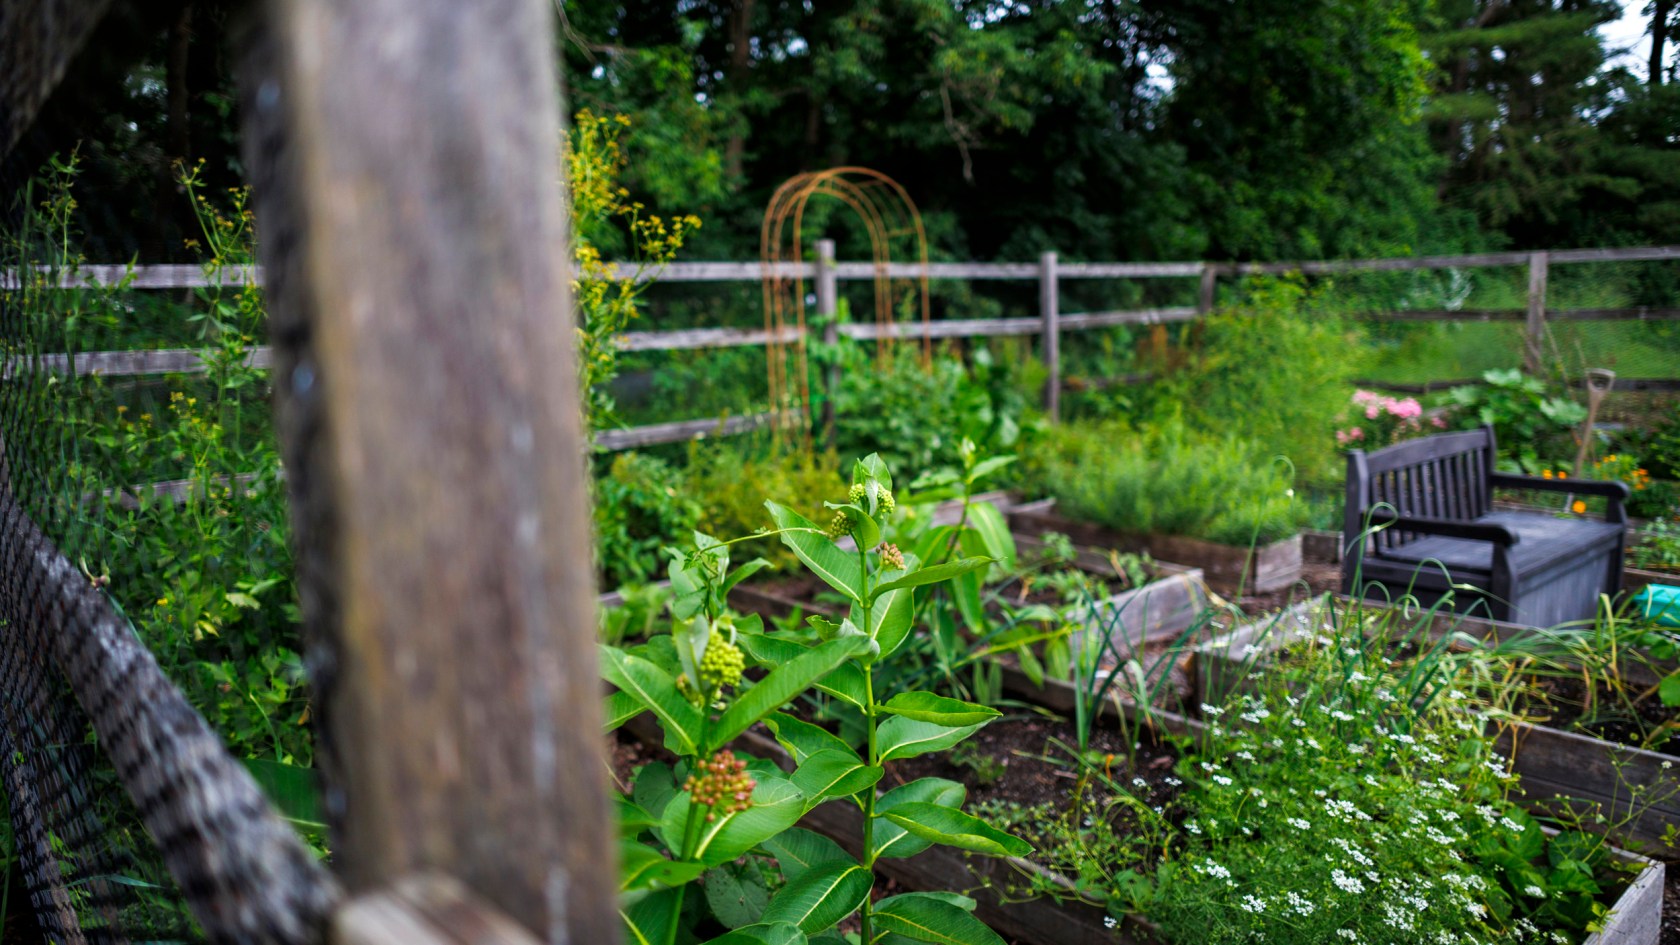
[1025,417,1305,546]
[605,454,1030,945]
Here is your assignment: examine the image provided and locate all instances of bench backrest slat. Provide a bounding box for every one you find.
[1344,426,1498,555]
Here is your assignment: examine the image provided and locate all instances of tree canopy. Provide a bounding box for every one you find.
[12,0,1680,263]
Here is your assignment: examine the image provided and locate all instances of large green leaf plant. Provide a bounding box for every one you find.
[605,453,1029,945]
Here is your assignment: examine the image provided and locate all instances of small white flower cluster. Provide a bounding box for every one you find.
[1194,860,1232,880]
[1331,869,1367,895]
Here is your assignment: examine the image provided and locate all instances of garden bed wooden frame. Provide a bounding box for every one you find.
[1007,500,1303,595]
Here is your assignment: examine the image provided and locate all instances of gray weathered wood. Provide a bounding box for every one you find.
[838,317,1042,339]
[616,326,802,352]
[833,261,1038,280]
[1057,260,1205,278]
[593,411,779,451]
[236,1,614,940]
[817,239,839,448]
[1198,264,1217,314]
[1549,245,1680,264]
[0,0,116,157]
[1059,307,1198,329]
[1525,251,1550,375]
[333,874,546,945]
[4,346,272,378]
[1040,252,1060,422]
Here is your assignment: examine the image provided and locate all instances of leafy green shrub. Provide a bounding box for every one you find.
[1632,517,1680,571]
[1147,275,1362,485]
[1445,370,1586,472]
[686,441,843,573]
[1644,412,1680,481]
[593,451,702,590]
[1025,418,1304,545]
[834,340,1039,479]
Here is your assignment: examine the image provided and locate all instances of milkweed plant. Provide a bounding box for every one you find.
[604,453,1031,945]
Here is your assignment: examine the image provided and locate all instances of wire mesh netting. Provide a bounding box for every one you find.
[1,144,338,943]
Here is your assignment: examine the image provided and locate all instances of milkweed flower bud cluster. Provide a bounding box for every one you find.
[698,629,745,692]
[849,482,895,514]
[683,750,755,821]
[877,542,905,570]
[826,509,851,539]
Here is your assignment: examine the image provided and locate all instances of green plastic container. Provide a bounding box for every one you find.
[1632,584,1680,627]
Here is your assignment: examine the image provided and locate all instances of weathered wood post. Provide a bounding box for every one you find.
[1198,263,1218,315]
[817,238,839,448]
[1040,251,1060,421]
[1525,251,1549,376]
[237,1,615,942]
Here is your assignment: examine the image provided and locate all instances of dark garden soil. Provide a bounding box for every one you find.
[887,714,1183,822]
[609,728,671,792]
[1232,559,1343,615]
[1519,674,1680,756]
[983,569,1139,613]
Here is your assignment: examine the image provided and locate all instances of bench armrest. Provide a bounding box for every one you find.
[1364,509,1519,546]
[1489,472,1630,499]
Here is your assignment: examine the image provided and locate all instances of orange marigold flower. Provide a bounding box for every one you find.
[1541,470,1554,479]
[1558,471,1568,479]
[1571,500,1587,514]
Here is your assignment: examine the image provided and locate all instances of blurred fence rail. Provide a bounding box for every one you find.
[12,243,1680,449]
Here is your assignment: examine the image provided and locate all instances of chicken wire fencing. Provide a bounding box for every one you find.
[0,149,339,943]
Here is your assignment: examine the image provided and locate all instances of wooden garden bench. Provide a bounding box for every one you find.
[1341,426,1629,626]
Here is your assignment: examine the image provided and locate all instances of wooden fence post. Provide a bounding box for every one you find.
[236,1,615,942]
[1198,263,1218,314]
[1040,251,1059,421]
[1525,251,1549,376]
[817,239,839,448]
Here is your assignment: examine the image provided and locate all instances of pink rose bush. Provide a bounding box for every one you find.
[1335,390,1444,449]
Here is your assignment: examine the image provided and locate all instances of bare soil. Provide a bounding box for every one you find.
[1520,674,1680,756]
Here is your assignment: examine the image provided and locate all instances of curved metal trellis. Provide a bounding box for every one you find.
[759,168,930,448]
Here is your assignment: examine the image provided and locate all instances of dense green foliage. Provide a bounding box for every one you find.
[24,0,1679,267]
[1026,418,1305,546]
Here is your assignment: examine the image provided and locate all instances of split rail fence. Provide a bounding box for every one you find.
[20,242,1680,450]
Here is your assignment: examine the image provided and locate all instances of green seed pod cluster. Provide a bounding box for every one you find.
[683,750,756,821]
[698,629,745,692]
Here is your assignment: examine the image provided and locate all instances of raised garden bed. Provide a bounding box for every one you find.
[1191,598,1680,851]
[979,663,1666,945]
[1008,501,1302,596]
